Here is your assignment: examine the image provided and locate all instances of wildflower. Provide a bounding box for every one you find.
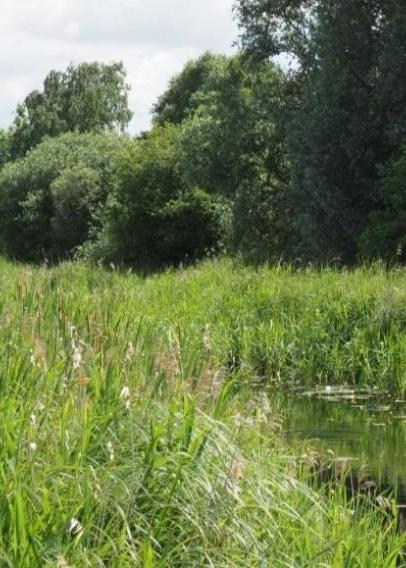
[28,441,37,455]
[106,441,115,462]
[120,386,131,410]
[57,556,73,568]
[72,345,82,371]
[29,414,36,426]
[375,495,391,510]
[67,517,83,538]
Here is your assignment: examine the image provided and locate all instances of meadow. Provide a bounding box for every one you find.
[1,258,406,567]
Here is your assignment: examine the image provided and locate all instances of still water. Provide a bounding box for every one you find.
[282,387,406,495]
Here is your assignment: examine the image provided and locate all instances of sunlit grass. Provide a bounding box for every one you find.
[0,258,405,566]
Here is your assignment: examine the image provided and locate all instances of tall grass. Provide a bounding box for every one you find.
[0,258,405,566]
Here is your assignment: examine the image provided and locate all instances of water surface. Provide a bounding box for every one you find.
[282,387,406,494]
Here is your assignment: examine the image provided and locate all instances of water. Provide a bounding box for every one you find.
[281,387,406,493]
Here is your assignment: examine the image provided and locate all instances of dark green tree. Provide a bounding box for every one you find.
[0,129,11,170]
[0,132,123,261]
[95,125,229,268]
[152,52,227,126]
[179,55,294,260]
[359,146,406,262]
[235,0,406,261]
[10,62,132,158]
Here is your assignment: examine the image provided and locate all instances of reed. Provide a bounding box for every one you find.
[0,257,405,566]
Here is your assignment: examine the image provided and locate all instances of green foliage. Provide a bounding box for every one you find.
[179,56,294,259]
[51,166,103,254]
[0,132,122,261]
[360,145,406,261]
[92,125,230,268]
[0,129,11,170]
[235,0,314,61]
[10,62,132,158]
[152,52,226,126]
[235,0,406,262]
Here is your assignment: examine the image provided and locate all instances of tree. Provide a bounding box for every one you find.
[0,132,123,261]
[94,125,229,268]
[179,55,294,260]
[10,62,132,158]
[235,0,406,262]
[0,129,11,170]
[359,146,406,262]
[152,53,227,126]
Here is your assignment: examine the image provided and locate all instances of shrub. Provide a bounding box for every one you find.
[0,132,123,261]
[91,125,230,268]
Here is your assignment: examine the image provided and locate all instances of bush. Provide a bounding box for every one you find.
[0,132,123,261]
[91,125,230,268]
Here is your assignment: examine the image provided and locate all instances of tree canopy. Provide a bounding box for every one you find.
[1,2,406,268]
[0,132,123,261]
[10,61,132,159]
[235,0,406,261]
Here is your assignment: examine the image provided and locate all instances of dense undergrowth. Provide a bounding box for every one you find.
[0,258,405,566]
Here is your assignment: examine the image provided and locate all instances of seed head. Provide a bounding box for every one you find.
[120,386,131,409]
[230,460,245,483]
[106,441,115,462]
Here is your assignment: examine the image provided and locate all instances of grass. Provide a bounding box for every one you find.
[0,257,405,566]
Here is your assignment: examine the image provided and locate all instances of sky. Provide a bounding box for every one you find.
[0,0,238,133]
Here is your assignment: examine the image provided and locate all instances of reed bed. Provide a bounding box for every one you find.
[0,258,405,566]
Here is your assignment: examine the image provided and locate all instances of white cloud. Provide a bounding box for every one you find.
[0,0,238,133]
[64,21,81,39]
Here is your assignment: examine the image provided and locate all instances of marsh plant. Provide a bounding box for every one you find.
[0,258,405,566]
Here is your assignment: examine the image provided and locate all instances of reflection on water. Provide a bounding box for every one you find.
[282,387,406,491]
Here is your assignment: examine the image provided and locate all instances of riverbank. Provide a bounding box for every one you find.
[0,258,405,565]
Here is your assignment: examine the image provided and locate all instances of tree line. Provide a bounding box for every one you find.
[0,0,405,268]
